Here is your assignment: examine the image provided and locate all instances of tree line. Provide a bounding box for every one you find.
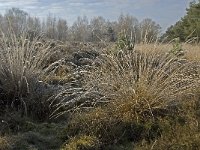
[0,8,161,43]
[1,0,198,44]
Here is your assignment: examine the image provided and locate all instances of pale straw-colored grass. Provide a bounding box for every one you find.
[0,30,62,116]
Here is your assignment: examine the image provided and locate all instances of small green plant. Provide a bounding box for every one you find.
[116,30,135,52]
[170,38,184,56]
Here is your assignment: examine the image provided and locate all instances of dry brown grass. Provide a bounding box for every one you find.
[0,30,64,119]
[0,136,12,150]
[50,40,200,118]
[61,42,200,149]
[65,81,200,149]
[134,98,200,150]
[135,43,172,54]
[184,43,200,62]
[61,135,100,150]
[88,50,197,117]
[135,43,200,62]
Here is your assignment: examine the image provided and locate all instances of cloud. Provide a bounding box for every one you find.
[0,0,193,30]
[0,0,40,14]
[0,0,163,22]
[0,0,39,7]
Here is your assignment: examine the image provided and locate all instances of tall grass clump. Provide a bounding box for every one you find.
[0,30,62,119]
[91,50,197,119]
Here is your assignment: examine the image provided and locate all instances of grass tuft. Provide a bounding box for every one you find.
[0,30,63,119]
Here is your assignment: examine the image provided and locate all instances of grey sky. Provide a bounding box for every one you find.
[0,0,193,31]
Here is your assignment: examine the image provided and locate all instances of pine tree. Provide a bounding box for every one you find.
[163,0,200,42]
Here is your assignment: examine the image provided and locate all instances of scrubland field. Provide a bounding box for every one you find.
[0,31,200,150]
[0,1,200,149]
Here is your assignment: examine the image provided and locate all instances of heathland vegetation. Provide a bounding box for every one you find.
[0,1,200,150]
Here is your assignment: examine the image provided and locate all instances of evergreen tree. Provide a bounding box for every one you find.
[163,0,200,42]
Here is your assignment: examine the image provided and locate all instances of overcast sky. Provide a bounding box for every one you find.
[0,0,193,31]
